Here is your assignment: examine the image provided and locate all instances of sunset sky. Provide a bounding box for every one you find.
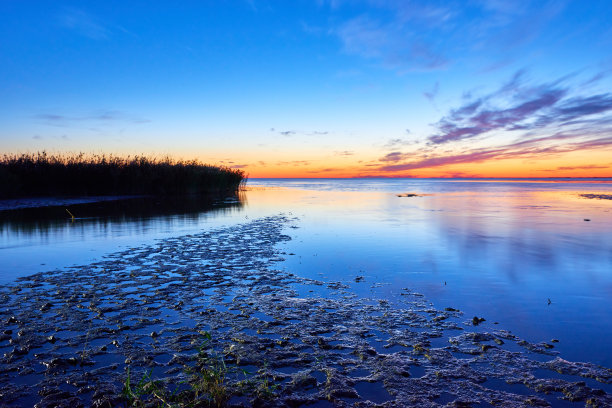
[1,1,612,178]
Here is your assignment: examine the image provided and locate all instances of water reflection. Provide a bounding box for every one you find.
[246,181,612,366]
[0,194,245,280]
[2,179,612,368]
[0,194,244,235]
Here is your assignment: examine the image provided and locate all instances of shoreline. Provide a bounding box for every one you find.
[0,195,146,212]
[1,216,611,406]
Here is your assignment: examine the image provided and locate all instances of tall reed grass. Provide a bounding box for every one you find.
[0,152,246,198]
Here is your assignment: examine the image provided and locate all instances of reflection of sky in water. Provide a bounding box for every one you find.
[2,178,612,367]
[250,179,612,366]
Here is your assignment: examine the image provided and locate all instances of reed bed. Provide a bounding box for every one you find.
[0,152,246,198]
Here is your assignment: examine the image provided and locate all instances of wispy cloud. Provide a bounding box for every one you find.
[428,71,612,145]
[334,150,354,156]
[276,129,328,137]
[323,1,569,72]
[541,164,610,172]
[374,69,612,174]
[307,168,337,173]
[34,110,150,127]
[276,160,312,166]
[58,8,110,40]
[384,138,413,149]
[423,82,439,103]
[335,15,446,70]
[380,135,612,172]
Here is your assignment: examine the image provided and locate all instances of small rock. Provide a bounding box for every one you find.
[472,316,486,325]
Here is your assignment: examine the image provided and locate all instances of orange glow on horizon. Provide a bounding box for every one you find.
[187,143,612,179]
[32,145,612,179]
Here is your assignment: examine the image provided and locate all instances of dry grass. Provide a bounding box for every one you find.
[0,152,246,198]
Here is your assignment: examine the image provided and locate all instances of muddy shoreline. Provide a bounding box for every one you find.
[1,215,611,407]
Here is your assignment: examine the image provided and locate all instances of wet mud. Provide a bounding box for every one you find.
[1,215,611,407]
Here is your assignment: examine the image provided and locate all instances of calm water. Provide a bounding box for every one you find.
[2,178,612,367]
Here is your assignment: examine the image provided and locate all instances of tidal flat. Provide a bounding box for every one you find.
[1,178,612,406]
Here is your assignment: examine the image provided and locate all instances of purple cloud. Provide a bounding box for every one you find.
[429,76,569,144]
[380,151,408,162]
[380,136,612,172]
[553,164,609,171]
[427,70,612,146]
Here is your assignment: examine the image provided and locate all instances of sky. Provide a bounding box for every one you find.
[1,0,612,178]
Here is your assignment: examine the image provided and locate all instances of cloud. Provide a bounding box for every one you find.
[335,15,447,70]
[552,164,609,171]
[379,151,410,162]
[307,168,337,173]
[427,71,612,145]
[59,8,110,40]
[379,135,612,172]
[384,138,413,149]
[276,160,312,166]
[230,164,249,169]
[440,171,483,178]
[423,82,439,102]
[323,1,571,72]
[336,16,389,60]
[334,150,354,156]
[551,94,612,123]
[34,110,150,128]
[276,129,328,137]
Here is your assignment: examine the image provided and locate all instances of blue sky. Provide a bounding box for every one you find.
[1,1,611,177]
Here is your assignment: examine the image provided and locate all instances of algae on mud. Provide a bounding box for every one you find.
[1,216,612,407]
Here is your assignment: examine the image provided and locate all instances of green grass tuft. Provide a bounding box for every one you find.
[121,332,278,407]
